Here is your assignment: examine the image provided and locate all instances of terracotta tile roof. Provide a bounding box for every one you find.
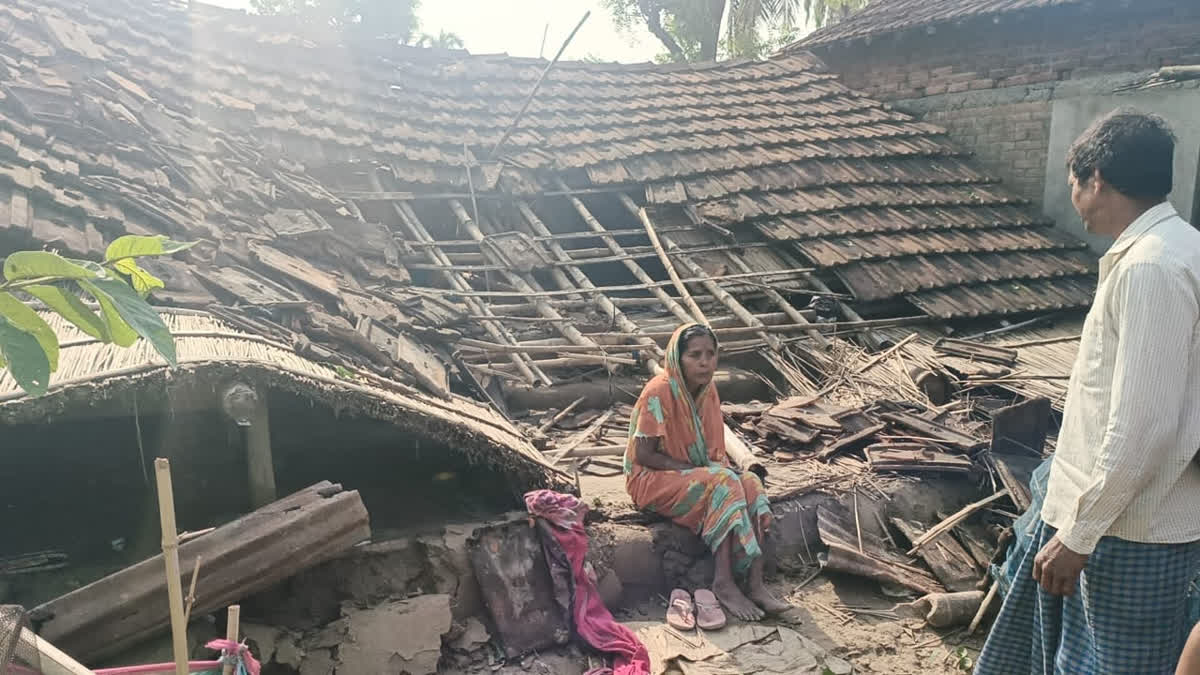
[795,0,1087,48]
[0,0,1096,402]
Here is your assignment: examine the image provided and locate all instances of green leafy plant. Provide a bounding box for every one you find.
[955,646,975,672]
[0,235,195,396]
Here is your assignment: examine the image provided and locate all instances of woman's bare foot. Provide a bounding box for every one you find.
[747,585,792,615]
[713,578,764,621]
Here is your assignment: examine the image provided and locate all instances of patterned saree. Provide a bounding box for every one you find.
[623,323,770,574]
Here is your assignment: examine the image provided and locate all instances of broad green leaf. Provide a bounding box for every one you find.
[85,278,176,365]
[3,251,99,282]
[105,235,195,262]
[0,292,58,371]
[0,315,51,395]
[25,284,110,341]
[113,258,165,296]
[78,280,138,348]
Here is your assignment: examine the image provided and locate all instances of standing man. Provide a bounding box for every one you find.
[977,108,1200,674]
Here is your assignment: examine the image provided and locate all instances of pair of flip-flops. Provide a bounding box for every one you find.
[666,588,726,631]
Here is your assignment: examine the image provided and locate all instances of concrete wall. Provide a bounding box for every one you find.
[1044,87,1200,252]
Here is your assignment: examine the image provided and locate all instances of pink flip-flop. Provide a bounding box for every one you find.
[666,588,696,631]
[693,589,727,630]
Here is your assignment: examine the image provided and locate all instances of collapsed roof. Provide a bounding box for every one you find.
[0,0,1095,442]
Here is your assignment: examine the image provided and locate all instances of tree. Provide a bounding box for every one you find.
[417,30,465,50]
[603,0,869,62]
[0,236,193,396]
[250,0,421,44]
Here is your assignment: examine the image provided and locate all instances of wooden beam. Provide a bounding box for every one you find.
[33,482,371,663]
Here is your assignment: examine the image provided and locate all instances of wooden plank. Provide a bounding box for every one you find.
[878,411,984,451]
[933,338,1019,367]
[551,409,615,463]
[193,266,308,307]
[865,445,973,474]
[250,243,341,300]
[817,423,886,460]
[32,482,371,663]
[18,628,93,675]
[892,518,980,592]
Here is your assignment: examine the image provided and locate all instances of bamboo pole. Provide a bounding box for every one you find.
[488,11,590,159]
[636,206,706,323]
[408,268,818,299]
[391,200,549,385]
[516,200,665,366]
[536,397,585,434]
[154,458,189,675]
[559,184,692,325]
[450,200,614,374]
[221,605,241,675]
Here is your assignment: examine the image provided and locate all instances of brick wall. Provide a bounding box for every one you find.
[809,0,1200,205]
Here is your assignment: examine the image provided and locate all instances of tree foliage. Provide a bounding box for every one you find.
[0,236,194,396]
[603,0,869,62]
[417,30,465,50]
[250,0,422,44]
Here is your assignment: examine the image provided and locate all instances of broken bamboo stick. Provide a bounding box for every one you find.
[537,397,586,435]
[967,581,999,635]
[856,333,918,374]
[154,458,189,675]
[221,605,240,675]
[551,409,615,463]
[907,489,1011,556]
[637,206,706,323]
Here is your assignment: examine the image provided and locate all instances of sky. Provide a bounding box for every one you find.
[202,0,664,63]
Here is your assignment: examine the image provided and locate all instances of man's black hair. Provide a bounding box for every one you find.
[1067,108,1176,202]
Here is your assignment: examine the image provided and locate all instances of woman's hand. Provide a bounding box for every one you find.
[634,436,695,472]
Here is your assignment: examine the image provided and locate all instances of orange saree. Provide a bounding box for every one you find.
[623,323,770,574]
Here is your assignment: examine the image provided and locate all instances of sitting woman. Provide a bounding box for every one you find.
[624,322,789,621]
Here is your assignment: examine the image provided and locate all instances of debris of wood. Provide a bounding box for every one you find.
[865,445,972,474]
[906,489,1011,556]
[891,519,981,592]
[755,415,821,445]
[536,397,585,435]
[933,338,1019,367]
[816,506,943,596]
[32,482,371,663]
[831,408,874,434]
[951,522,996,570]
[550,409,614,463]
[817,423,887,461]
[988,452,1041,513]
[878,411,984,452]
[856,333,918,374]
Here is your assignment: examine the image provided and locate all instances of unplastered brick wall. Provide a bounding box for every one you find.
[809,0,1200,204]
[923,101,1052,207]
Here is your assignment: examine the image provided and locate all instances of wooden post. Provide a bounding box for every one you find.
[244,387,276,508]
[17,628,93,675]
[221,605,241,675]
[154,458,189,675]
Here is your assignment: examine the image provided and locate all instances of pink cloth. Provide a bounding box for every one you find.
[525,490,650,675]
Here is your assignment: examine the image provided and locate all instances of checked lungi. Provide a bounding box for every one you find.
[976,518,1200,675]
